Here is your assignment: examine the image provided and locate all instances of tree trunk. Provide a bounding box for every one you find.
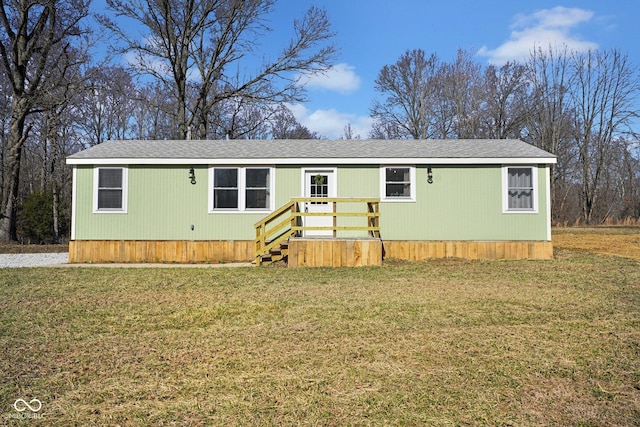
[0,98,29,241]
[52,186,59,244]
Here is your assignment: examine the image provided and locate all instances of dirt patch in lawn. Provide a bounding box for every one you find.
[0,242,69,254]
[553,227,640,261]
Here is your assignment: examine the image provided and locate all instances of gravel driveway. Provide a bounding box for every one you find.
[0,253,69,268]
[0,253,251,268]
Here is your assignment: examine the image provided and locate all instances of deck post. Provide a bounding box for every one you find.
[333,201,337,238]
[256,223,265,266]
[291,203,297,237]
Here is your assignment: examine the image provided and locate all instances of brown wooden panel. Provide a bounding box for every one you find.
[68,240,254,263]
[370,240,382,266]
[382,241,553,261]
[287,239,382,268]
[332,241,342,267]
[323,240,333,267]
[70,239,552,265]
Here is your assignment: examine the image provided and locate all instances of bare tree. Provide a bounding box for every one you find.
[15,101,76,243]
[438,49,485,138]
[370,49,440,139]
[269,104,318,139]
[100,0,337,140]
[0,0,90,241]
[342,123,360,140]
[523,47,577,223]
[429,64,457,139]
[481,61,528,139]
[28,106,74,242]
[524,47,575,155]
[597,138,637,222]
[215,96,272,140]
[130,81,176,140]
[368,120,404,139]
[76,66,138,146]
[0,71,11,205]
[570,49,640,224]
[616,139,640,220]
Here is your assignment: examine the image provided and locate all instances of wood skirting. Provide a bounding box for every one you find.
[68,240,253,264]
[68,239,553,264]
[383,240,554,261]
[288,238,383,268]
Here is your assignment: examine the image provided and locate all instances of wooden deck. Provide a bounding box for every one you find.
[254,198,380,266]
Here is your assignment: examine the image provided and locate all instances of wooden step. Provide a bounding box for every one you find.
[256,240,290,267]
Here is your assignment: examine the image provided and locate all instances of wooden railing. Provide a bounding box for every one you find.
[254,198,380,266]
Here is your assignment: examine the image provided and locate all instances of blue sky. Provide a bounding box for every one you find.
[272,0,640,138]
[94,0,640,139]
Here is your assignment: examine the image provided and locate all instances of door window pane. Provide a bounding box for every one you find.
[310,174,328,204]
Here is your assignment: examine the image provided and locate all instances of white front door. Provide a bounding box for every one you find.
[303,169,336,237]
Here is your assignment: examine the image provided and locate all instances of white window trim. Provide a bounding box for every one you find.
[502,165,538,214]
[208,166,275,213]
[380,165,416,202]
[545,165,552,240]
[71,166,77,239]
[93,166,128,213]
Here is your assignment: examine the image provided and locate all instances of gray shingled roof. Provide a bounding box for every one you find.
[66,139,556,164]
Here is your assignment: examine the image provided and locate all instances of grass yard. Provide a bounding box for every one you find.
[1,231,639,425]
[554,226,640,261]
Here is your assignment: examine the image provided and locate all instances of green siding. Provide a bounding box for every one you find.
[73,164,550,241]
[337,166,379,198]
[336,167,379,237]
[274,166,300,205]
[75,165,266,240]
[379,165,549,241]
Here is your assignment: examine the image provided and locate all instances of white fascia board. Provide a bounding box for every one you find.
[70,166,77,240]
[67,156,557,166]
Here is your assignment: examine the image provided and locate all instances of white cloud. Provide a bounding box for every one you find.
[297,63,361,94]
[478,6,598,64]
[124,50,169,75]
[289,104,373,139]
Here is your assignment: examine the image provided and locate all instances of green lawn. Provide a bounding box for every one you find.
[1,249,639,425]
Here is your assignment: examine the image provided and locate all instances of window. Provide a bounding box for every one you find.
[381,166,415,202]
[245,168,270,209]
[503,166,537,213]
[210,167,272,212]
[94,167,127,212]
[213,168,239,209]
